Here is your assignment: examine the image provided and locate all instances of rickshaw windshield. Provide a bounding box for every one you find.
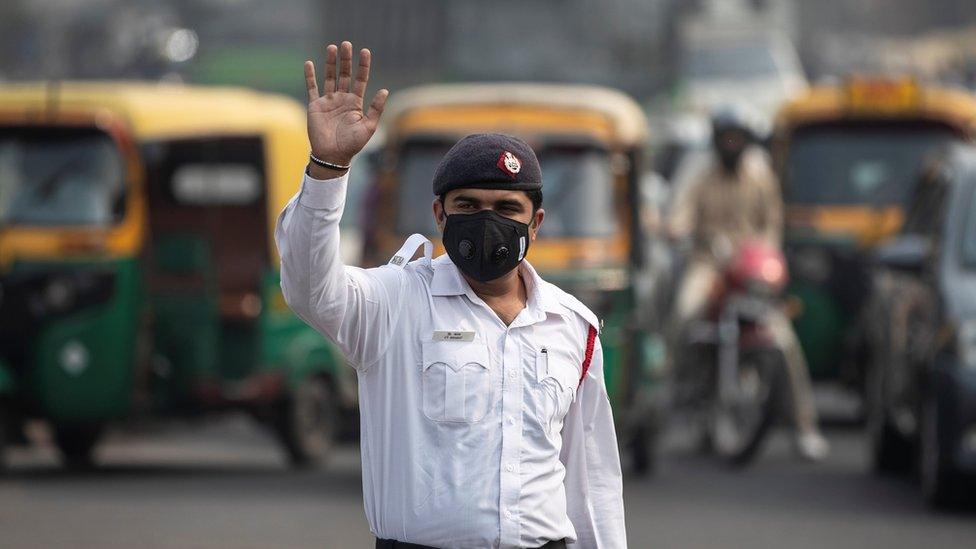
[395,140,618,238]
[785,122,960,207]
[0,127,124,226]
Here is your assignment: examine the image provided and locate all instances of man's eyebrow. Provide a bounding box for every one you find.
[493,199,525,209]
[451,194,480,204]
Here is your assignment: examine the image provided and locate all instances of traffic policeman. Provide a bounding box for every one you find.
[275,42,626,548]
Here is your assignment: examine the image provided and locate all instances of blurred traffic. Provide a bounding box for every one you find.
[3,0,976,546]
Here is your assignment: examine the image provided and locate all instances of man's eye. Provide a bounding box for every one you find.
[457,203,474,210]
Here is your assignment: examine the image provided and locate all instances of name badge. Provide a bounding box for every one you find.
[432,330,476,342]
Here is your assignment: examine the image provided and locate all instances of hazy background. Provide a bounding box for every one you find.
[5,0,976,100]
[5,2,976,547]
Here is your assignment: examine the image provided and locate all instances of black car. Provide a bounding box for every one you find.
[865,144,976,507]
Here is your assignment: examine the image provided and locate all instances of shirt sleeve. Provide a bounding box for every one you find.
[560,336,627,549]
[274,169,408,371]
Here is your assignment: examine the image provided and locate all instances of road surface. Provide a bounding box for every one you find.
[1,412,974,548]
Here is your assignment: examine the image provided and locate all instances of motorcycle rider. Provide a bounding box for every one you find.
[668,106,829,461]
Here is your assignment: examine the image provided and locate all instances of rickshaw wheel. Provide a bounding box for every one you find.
[54,424,102,470]
[0,409,7,474]
[867,388,913,474]
[278,376,336,469]
[866,344,913,474]
[630,419,658,476]
[920,390,964,508]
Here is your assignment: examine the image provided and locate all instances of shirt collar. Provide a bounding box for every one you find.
[430,254,564,321]
[430,254,466,296]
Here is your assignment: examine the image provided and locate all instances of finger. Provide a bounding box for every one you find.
[304,61,319,104]
[337,41,353,92]
[352,48,371,98]
[366,88,389,126]
[324,44,337,95]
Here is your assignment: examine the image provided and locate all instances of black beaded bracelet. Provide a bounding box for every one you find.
[309,153,350,171]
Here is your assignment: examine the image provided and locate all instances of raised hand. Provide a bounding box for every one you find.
[304,41,388,177]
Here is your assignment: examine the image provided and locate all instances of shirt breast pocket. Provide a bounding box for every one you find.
[421,340,493,424]
[535,348,579,435]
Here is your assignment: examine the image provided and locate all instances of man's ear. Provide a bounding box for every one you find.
[529,208,544,241]
[433,198,446,232]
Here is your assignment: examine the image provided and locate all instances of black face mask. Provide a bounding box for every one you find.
[713,129,750,174]
[717,147,745,173]
[443,210,530,283]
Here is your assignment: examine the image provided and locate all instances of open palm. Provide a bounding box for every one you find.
[304,41,388,166]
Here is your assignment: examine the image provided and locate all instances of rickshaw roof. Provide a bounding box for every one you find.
[385,83,649,145]
[0,81,306,139]
[0,82,310,264]
[775,81,976,134]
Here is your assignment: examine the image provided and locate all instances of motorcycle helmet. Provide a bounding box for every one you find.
[710,105,766,173]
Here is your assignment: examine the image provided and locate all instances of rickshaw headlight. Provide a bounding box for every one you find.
[957,320,976,370]
[31,271,115,318]
[44,279,76,312]
[59,340,90,376]
[790,247,831,284]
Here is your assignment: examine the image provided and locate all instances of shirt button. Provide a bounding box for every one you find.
[508,371,517,381]
[508,416,516,425]
[506,463,515,472]
[505,509,513,519]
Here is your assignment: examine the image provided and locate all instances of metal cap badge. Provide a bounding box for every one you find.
[497,151,521,179]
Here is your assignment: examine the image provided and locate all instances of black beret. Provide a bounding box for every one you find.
[432,133,542,196]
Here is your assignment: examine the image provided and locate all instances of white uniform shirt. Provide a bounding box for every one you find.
[275,172,626,548]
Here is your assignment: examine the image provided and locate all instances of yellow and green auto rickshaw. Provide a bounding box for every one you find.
[362,83,663,473]
[772,76,976,390]
[0,82,355,468]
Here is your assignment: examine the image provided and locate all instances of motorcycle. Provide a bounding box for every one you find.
[673,240,790,465]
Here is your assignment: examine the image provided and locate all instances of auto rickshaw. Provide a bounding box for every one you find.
[363,83,663,473]
[0,82,354,468]
[772,76,976,392]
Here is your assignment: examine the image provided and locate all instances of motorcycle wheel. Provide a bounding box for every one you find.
[710,348,783,466]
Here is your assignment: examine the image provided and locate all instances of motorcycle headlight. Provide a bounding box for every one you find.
[957,320,976,369]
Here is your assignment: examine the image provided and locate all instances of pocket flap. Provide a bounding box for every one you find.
[454,343,490,372]
[421,340,453,371]
[541,353,579,393]
[422,340,490,373]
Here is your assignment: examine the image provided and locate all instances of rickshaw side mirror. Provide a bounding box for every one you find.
[875,234,933,274]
